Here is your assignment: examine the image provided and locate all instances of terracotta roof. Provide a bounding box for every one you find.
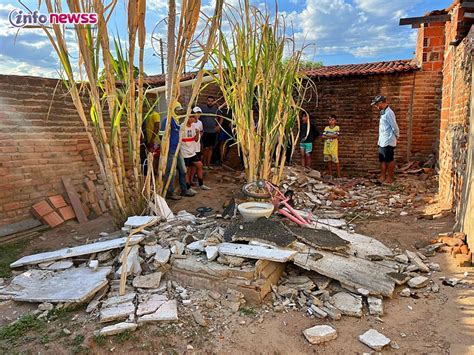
[303,60,419,78]
[144,72,197,86]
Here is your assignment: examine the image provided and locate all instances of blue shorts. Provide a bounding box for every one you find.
[300,142,313,154]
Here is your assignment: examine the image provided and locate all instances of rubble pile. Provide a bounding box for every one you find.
[0,187,470,349]
[280,166,438,219]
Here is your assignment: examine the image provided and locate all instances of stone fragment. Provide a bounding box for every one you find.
[144,245,160,258]
[137,294,168,316]
[209,291,221,300]
[321,303,342,320]
[154,248,171,264]
[386,272,411,285]
[359,329,391,351]
[399,288,411,297]
[116,245,142,276]
[405,250,429,273]
[171,241,185,255]
[102,293,136,308]
[192,310,208,326]
[124,216,157,228]
[38,302,54,311]
[427,262,441,271]
[137,300,178,323]
[186,240,206,252]
[367,297,383,316]
[431,283,440,293]
[303,325,337,344]
[98,322,138,336]
[205,246,219,261]
[310,305,328,318]
[88,260,99,270]
[394,254,409,264]
[62,328,71,335]
[407,276,429,288]
[100,301,135,323]
[331,292,363,317]
[132,272,162,289]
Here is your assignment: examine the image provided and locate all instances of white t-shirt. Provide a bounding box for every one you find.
[192,120,203,153]
[181,125,197,158]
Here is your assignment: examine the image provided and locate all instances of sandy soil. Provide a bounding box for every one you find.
[0,170,473,354]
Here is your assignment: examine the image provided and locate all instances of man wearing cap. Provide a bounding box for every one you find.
[371,95,399,184]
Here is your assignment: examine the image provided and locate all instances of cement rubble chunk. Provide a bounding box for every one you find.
[132,273,162,289]
[321,302,342,320]
[102,293,136,308]
[359,329,391,351]
[154,248,171,264]
[367,297,383,316]
[40,260,74,270]
[303,325,337,344]
[137,300,178,323]
[11,236,144,268]
[405,250,430,273]
[330,292,363,317]
[137,294,168,316]
[116,245,142,276]
[399,288,411,297]
[99,301,135,323]
[205,246,219,261]
[394,254,409,264]
[124,216,158,228]
[407,276,429,288]
[187,240,206,252]
[218,242,297,262]
[0,267,111,303]
[144,245,161,258]
[98,322,138,336]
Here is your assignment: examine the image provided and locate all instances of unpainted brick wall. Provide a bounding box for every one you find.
[0,75,100,226]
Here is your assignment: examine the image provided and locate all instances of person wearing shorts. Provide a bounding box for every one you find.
[371,95,399,184]
[181,112,211,191]
[299,112,319,168]
[200,96,219,169]
[191,106,203,161]
[322,115,341,178]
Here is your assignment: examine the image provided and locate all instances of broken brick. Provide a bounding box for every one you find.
[453,232,466,242]
[456,252,472,267]
[32,200,54,218]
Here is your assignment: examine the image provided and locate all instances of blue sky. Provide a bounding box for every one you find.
[0,0,452,78]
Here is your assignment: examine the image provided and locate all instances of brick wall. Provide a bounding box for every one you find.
[0,75,100,226]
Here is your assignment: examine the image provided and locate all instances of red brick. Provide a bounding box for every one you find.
[3,202,21,211]
[42,211,64,228]
[31,200,54,218]
[58,205,76,221]
[48,194,68,209]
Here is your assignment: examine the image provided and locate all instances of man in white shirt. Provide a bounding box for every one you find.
[181,108,211,192]
[192,106,204,161]
[371,95,400,184]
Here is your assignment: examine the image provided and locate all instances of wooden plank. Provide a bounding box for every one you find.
[62,177,88,223]
[0,267,111,303]
[0,218,42,238]
[10,235,144,268]
[399,14,451,26]
[294,251,395,298]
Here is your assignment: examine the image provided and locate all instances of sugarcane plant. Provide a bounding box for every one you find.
[39,0,148,224]
[209,0,313,185]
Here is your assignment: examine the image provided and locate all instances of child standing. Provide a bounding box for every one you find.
[322,115,341,178]
[299,112,319,168]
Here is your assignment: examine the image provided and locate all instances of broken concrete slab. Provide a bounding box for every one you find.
[322,302,342,320]
[102,293,136,309]
[405,250,430,273]
[97,322,138,336]
[0,267,111,303]
[367,297,383,316]
[407,276,429,288]
[303,325,337,344]
[386,272,411,285]
[132,273,162,289]
[39,260,74,270]
[394,254,409,264]
[294,250,395,297]
[137,300,178,323]
[288,225,349,251]
[359,329,391,351]
[137,294,168,316]
[124,216,158,228]
[224,218,296,248]
[186,240,206,252]
[144,245,160,258]
[10,236,144,268]
[116,245,142,276]
[154,248,171,264]
[205,246,218,261]
[218,243,297,262]
[100,301,135,323]
[330,292,363,317]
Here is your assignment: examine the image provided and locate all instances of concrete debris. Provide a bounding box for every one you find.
[97,322,138,336]
[407,276,429,288]
[405,250,430,273]
[39,260,74,270]
[137,300,178,324]
[205,246,219,261]
[0,267,111,303]
[88,260,99,270]
[137,294,168,316]
[10,235,144,268]
[187,240,206,252]
[321,302,342,320]
[386,272,411,285]
[218,242,297,262]
[399,288,411,297]
[124,216,158,228]
[171,241,185,255]
[154,248,171,265]
[132,272,162,289]
[144,244,161,258]
[192,310,208,326]
[38,302,54,311]
[359,329,391,351]
[367,297,383,316]
[330,292,363,317]
[100,301,135,323]
[217,255,246,267]
[303,325,337,344]
[394,254,409,264]
[116,245,142,276]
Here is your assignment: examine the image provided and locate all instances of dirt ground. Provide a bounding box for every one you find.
[0,168,473,354]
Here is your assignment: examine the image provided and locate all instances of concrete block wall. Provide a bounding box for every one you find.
[0,75,100,226]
